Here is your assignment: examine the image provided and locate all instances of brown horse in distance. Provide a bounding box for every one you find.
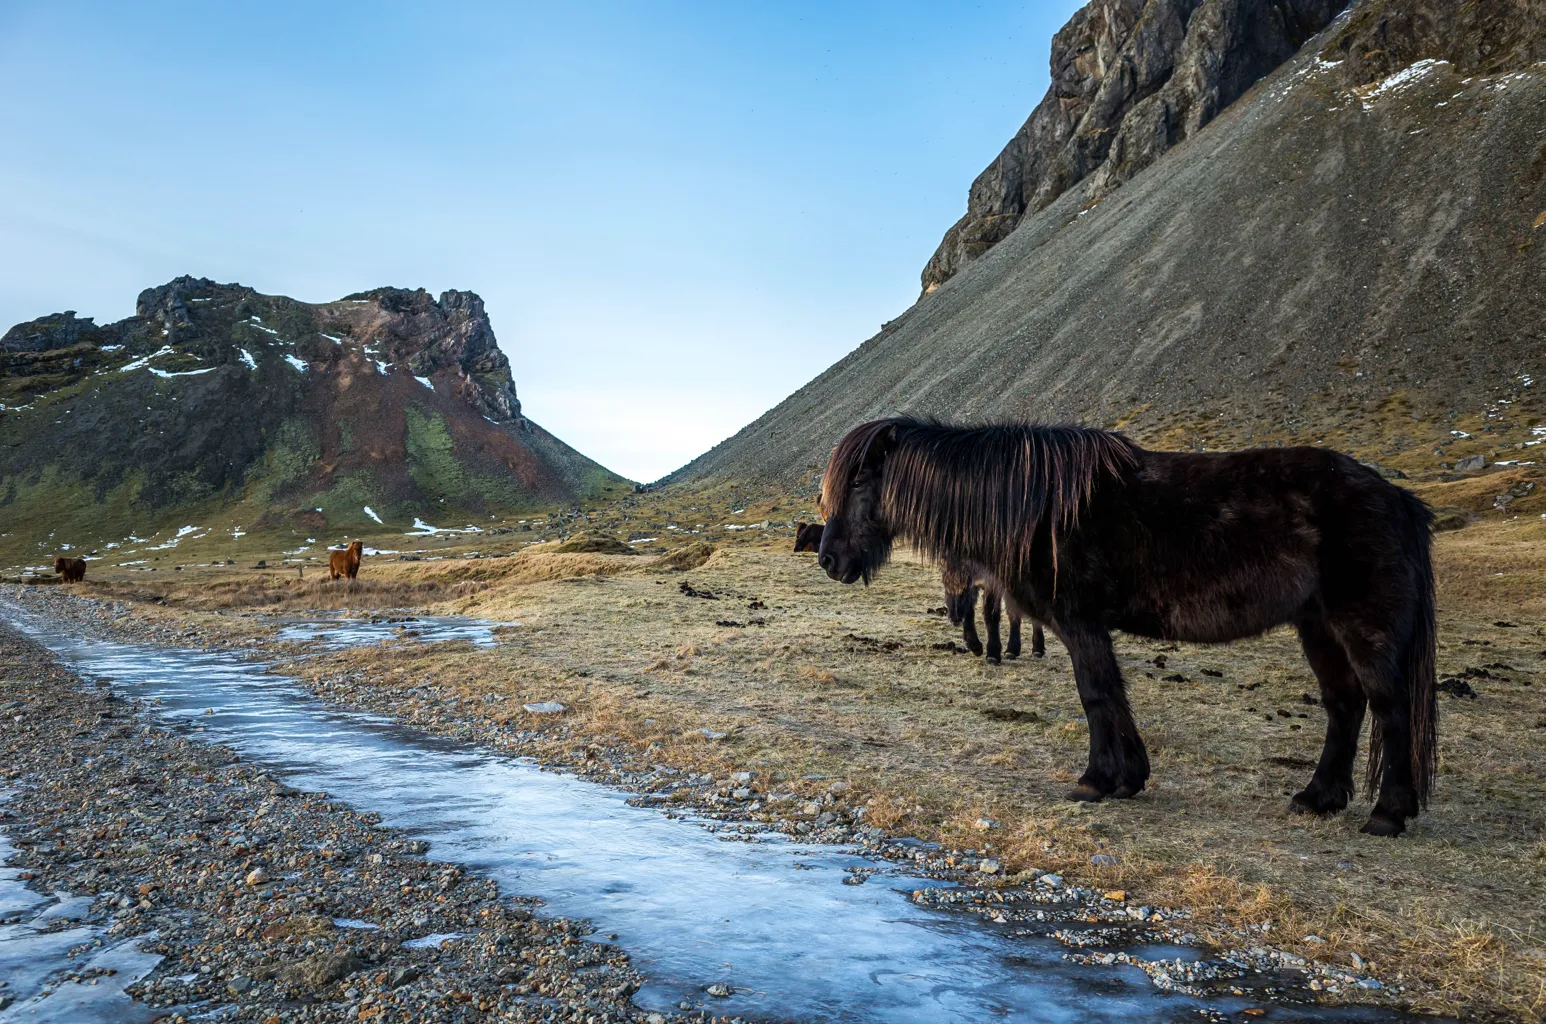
[793,522,826,552]
[54,556,86,583]
[329,540,363,581]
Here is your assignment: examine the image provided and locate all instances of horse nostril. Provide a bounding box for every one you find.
[819,553,835,572]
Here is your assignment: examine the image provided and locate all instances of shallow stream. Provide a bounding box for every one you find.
[4,610,1412,1023]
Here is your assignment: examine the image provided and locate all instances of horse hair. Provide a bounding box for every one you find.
[821,418,1137,585]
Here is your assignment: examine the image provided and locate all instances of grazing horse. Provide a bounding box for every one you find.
[793,522,826,553]
[939,563,1045,662]
[328,540,363,581]
[54,556,86,583]
[817,418,1437,838]
[800,522,1045,663]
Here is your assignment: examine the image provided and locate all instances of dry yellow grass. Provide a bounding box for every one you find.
[40,469,1546,1021]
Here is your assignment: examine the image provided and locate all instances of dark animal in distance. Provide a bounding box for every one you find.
[329,540,363,581]
[54,556,86,583]
[940,563,1045,663]
[817,418,1437,838]
[798,521,1044,663]
[793,521,826,552]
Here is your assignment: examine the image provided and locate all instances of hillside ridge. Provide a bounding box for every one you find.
[0,277,625,546]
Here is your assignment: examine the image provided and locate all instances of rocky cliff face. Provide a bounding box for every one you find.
[672,0,1546,489]
[0,278,623,538]
[921,0,1349,294]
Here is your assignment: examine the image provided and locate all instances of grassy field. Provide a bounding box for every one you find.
[22,460,1546,1022]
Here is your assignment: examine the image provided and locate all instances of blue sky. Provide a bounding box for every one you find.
[0,1,1080,481]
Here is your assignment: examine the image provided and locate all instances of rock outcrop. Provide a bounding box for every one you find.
[0,278,624,534]
[920,0,1349,294]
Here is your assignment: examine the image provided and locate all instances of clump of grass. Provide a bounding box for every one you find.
[551,533,637,555]
[656,542,715,571]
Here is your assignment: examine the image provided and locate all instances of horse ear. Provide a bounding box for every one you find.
[863,422,901,468]
[794,521,806,532]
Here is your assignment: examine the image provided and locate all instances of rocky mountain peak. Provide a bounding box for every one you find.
[920,0,1349,295]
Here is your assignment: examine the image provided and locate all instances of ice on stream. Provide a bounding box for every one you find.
[0,823,164,1023]
[0,610,1419,1024]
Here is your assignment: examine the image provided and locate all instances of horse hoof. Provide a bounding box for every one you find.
[1032,651,1045,659]
[1110,784,1139,799]
[985,656,1001,666]
[1360,814,1405,838]
[1065,784,1106,803]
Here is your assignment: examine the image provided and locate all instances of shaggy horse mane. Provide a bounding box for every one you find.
[821,418,1138,580]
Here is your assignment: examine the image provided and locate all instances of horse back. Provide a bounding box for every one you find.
[1068,447,1422,642]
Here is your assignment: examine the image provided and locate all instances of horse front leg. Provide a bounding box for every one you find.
[1030,622,1045,657]
[1006,612,1022,659]
[958,584,983,656]
[1063,625,1150,801]
[983,590,1003,664]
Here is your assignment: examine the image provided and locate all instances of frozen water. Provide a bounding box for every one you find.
[2,614,1416,1024]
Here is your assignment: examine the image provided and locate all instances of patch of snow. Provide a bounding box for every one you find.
[404,932,463,949]
[100,344,123,352]
[282,354,309,372]
[176,526,199,537]
[117,560,148,566]
[284,546,312,555]
[376,361,390,375]
[232,528,246,538]
[1361,59,1450,108]
[320,333,343,343]
[363,506,383,525]
[332,918,380,930]
[628,537,659,544]
[149,366,216,378]
[414,375,434,391]
[361,547,399,556]
[119,345,174,372]
[239,349,258,370]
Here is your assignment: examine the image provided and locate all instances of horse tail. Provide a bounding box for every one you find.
[1399,489,1438,807]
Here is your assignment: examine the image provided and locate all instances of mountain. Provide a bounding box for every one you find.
[0,277,626,545]
[669,0,1546,490]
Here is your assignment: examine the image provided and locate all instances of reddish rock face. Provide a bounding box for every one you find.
[0,276,623,522]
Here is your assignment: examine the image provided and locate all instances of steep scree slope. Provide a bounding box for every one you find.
[671,0,1546,490]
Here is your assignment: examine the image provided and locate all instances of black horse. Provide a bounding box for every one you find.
[940,563,1045,663]
[817,418,1437,838]
[800,522,1044,662]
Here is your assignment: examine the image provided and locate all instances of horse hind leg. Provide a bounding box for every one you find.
[983,590,1003,664]
[1290,616,1366,818]
[1006,612,1022,659]
[1031,622,1045,657]
[1349,645,1421,837]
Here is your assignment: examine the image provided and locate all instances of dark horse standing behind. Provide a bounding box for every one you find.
[800,521,1044,662]
[817,419,1437,838]
[940,563,1045,663]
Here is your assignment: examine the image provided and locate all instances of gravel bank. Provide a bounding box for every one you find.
[0,621,677,1024]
